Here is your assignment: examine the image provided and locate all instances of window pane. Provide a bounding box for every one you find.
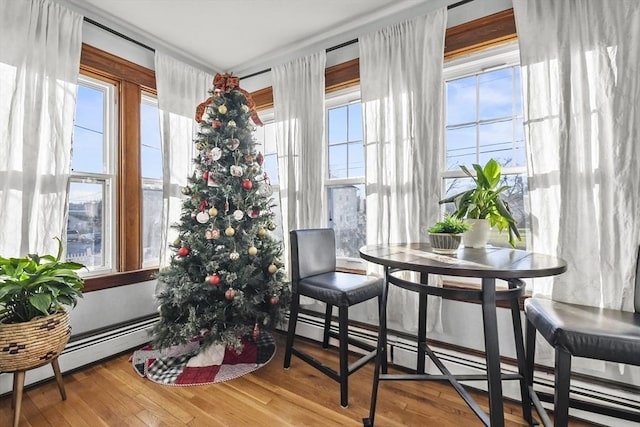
[348,103,362,141]
[347,142,364,177]
[264,153,279,185]
[328,184,366,258]
[142,181,162,267]
[447,75,476,125]
[328,106,347,144]
[141,99,162,179]
[73,85,105,174]
[478,120,514,166]
[329,144,348,178]
[67,181,104,268]
[446,126,476,170]
[479,68,513,120]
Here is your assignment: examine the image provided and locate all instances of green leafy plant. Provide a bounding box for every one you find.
[0,237,85,324]
[428,215,471,234]
[439,158,521,247]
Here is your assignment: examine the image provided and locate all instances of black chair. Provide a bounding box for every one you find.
[524,247,640,426]
[284,228,385,407]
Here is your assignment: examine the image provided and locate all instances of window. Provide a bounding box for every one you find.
[443,46,529,248]
[252,111,283,242]
[71,44,157,290]
[326,88,366,261]
[140,93,163,267]
[68,76,115,273]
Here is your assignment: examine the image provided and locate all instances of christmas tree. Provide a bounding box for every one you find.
[153,73,290,352]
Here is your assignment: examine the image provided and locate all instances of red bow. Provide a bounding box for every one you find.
[195,73,263,126]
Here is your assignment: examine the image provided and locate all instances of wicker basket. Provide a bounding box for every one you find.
[0,311,71,372]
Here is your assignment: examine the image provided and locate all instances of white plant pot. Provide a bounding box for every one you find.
[462,218,491,248]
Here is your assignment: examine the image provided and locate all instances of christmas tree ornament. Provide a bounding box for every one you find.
[233,209,244,220]
[196,142,205,151]
[248,246,258,256]
[208,175,219,187]
[250,208,260,218]
[225,288,236,300]
[191,212,197,219]
[267,264,277,274]
[208,207,218,216]
[257,182,273,197]
[211,147,222,161]
[242,179,253,190]
[207,274,221,286]
[205,229,213,239]
[241,104,250,113]
[225,226,235,237]
[228,120,237,128]
[211,228,221,239]
[257,228,267,237]
[218,104,227,114]
[182,186,191,195]
[213,119,221,128]
[224,197,230,213]
[251,164,260,173]
[229,251,240,261]
[230,165,243,177]
[256,152,264,165]
[270,296,279,305]
[202,171,209,180]
[196,211,210,224]
[267,221,276,231]
[245,154,254,164]
[178,247,189,257]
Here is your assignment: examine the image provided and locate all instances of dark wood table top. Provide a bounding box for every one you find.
[359,243,567,280]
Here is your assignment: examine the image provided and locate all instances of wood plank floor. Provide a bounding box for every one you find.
[1,332,597,427]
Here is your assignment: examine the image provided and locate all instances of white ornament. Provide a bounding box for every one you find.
[257,182,273,197]
[228,120,237,128]
[229,251,240,261]
[241,104,249,113]
[230,165,243,177]
[211,147,222,161]
[233,209,244,220]
[196,211,210,224]
[226,138,240,150]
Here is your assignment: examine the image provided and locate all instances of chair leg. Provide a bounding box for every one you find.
[339,305,349,408]
[524,317,537,424]
[12,370,25,427]
[52,358,67,400]
[509,284,531,424]
[554,348,572,427]
[284,293,300,369]
[323,303,333,348]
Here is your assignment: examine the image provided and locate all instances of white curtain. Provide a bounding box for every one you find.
[0,0,82,257]
[155,52,213,267]
[514,0,640,311]
[359,8,447,333]
[272,51,326,264]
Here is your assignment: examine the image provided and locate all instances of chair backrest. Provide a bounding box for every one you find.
[289,228,337,283]
[635,246,640,313]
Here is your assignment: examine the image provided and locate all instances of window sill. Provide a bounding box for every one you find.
[83,268,158,292]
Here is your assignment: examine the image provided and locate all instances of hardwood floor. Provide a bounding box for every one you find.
[1,332,597,427]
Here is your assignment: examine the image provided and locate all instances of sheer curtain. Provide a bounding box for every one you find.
[0,0,82,257]
[514,0,640,311]
[359,8,447,333]
[272,51,326,263]
[155,52,213,267]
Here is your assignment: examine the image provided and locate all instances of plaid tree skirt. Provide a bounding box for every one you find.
[131,331,276,386]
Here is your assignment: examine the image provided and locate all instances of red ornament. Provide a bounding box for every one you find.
[202,171,209,180]
[251,208,260,218]
[270,296,280,305]
[225,288,236,300]
[242,179,253,190]
[256,152,264,165]
[213,119,221,128]
[178,246,189,257]
[209,274,221,286]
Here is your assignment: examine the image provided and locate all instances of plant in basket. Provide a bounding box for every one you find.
[427,215,471,255]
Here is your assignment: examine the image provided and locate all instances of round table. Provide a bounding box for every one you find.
[360,243,567,427]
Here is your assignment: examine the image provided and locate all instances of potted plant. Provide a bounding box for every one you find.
[427,215,471,254]
[0,236,84,370]
[439,159,521,248]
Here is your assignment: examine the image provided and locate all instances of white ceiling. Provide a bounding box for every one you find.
[62,0,461,76]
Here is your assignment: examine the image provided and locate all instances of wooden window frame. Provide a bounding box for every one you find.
[249,9,517,110]
[79,43,158,292]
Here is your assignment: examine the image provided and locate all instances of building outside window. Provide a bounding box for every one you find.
[67,75,115,273]
[443,46,529,248]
